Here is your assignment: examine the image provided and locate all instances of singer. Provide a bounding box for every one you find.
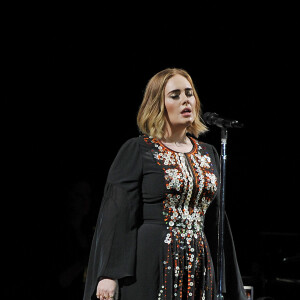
[83,68,247,300]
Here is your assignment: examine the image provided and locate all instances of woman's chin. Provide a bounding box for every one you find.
[183,118,194,127]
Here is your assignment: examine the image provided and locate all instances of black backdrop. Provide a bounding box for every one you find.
[3,2,300,300]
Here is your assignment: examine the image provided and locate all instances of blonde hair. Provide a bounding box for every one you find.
[137,68,208,139]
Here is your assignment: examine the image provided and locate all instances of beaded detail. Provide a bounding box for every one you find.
[144,135,218,299]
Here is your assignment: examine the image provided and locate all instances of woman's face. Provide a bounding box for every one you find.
[164,74,196,130]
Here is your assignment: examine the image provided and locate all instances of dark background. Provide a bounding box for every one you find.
[3,2,299,300]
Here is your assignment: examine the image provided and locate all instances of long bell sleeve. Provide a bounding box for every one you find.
[204,144,247,300]
[83,137,142,300]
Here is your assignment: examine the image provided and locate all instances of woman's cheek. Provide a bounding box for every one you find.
[165,101,177,118]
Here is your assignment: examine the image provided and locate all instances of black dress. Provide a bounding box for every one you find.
[83,134,247,300]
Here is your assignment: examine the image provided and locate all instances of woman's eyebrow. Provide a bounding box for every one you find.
[167,88,192,95]
[167,89,180,95]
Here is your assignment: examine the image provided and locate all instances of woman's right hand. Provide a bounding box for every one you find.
[96,278,119,300]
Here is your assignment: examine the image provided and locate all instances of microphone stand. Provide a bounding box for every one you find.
[216,127,227,300]
[202,112,243,299]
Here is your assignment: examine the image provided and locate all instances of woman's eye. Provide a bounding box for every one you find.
[170,94,180,100]
[186,90,193,97]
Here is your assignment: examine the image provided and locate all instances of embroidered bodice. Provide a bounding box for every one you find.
[144,135,219,299]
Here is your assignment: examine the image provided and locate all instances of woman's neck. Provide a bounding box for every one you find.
[161,127,188,145]
[160,127,193,153]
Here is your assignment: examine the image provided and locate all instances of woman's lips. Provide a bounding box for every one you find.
[181,111,192,117]
[181,108,192,117]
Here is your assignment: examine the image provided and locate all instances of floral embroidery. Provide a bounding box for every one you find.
[206,173,217,193]
[165,168,182,191]
[144,135,218,299]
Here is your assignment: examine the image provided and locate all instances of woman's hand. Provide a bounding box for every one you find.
[96,278,119,300]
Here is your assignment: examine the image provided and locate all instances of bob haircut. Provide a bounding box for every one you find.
[137,68,208,139]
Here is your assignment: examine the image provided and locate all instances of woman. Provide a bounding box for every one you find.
[83,68,247,300]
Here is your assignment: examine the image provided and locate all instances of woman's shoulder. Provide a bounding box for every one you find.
[116,136,140,153]
[108,136,142,169]
[120,136,140,146]
[116,135,150,154]
[200,141,218,152]
[190,136,218,154]
[119,135,149,146]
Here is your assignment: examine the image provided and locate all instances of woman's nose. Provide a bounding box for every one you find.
[182,96,190,105]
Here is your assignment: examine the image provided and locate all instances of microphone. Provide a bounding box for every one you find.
[203,112,244,128]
